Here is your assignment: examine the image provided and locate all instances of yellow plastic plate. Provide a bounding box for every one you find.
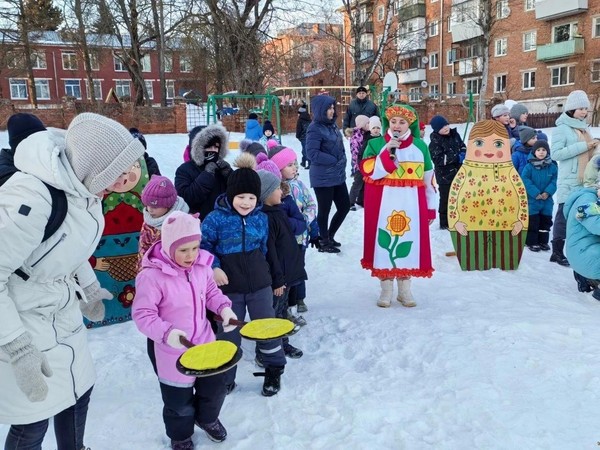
[239,318,295,341]
[179,340,238,371]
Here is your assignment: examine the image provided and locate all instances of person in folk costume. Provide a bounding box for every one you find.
[360,104,437,308]
[448,120,529,270]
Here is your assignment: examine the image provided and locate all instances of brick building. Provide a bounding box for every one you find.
[344,0,600,115]
[0,31,206,105]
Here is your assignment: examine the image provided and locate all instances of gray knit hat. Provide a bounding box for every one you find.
[510,103,528,121]
[65,113,146,194]
[491,104,510,118]
[565,90,591,111]
[518,126,536,144]
[257,169,281,202]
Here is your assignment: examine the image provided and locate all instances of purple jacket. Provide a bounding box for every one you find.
[133,241,232,387]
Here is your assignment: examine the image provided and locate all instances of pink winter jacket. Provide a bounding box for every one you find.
[133,241,232,387]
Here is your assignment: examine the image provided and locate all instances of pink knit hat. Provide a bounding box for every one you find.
[270,147,297,171]
[256,153,282,179]
[141,175,178,209]
[161,211,201,261]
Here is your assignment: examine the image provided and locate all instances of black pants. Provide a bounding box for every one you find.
[527,214,553,246]
[314,183,350,240]
[5,387,93,450]
[438,183,451,229]
[552,203,566,242]
[348,171,364,207]
[148,342,227,441]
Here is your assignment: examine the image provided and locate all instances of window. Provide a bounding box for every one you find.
[35,79,50,99]
[115,80,130,98]
[446,49,454,65]
[166,80,175,99]
[408,87,421,103]
[447,82,456,97]
[594,17,600,38]
[31,51,47,69]
[145,80,154,100]
[495,38,507,56]
[114,55,126,72]
[550,65,575,86]
[87,79,102,100]
[525,0,535,11]
[429,21,439,37]
[377,6,384,21]
[64,79,81,98]
[429,84,439,98]
[163,54,172,72]
[553,23,577,43]
[10,79,27,99]
[465,77,481,95]
[86,52,99,71]
[7,51,25,69]
[62,51,77,70]
[523,31,536,51]
[522,71,536,89]
[447,16,452,32]
[180,56,192,73]
[494,74,507,93]
[141,54,151,72]
[591,61,600,82]
[429,52,438,69]
[496,0,509,19]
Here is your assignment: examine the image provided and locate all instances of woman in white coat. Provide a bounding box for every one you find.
[0,113,145,449]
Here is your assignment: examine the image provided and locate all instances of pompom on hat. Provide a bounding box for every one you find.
[161,211,202,261]
[256,153,282,179]
[226,154,261,205]
[141,175,177,209]
[65,113,145,195]
[7,113,46,151]
[565,90,591,111]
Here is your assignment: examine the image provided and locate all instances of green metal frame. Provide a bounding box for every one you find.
[206,93,282,142]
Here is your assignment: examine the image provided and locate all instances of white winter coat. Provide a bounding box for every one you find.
[0,131,101,424]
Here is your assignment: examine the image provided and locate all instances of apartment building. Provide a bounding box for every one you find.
[1,31,205,105]
[345,0,600,113]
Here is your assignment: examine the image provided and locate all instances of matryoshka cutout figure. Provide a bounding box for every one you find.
[448,120,528,270]
[87,157,149,327]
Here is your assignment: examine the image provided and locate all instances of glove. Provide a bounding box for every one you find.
[216,159,232,177]
[204,162,218,174]
[204,151,219,163]
[80,281,112,322]
[308,236,321,249]
[1,332,53,402]
[166,329,187,349]
[220,307,238,333]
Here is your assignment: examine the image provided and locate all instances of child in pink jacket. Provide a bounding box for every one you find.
[133,211,237,450]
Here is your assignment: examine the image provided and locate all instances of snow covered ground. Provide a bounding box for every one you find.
[2,124,600,449]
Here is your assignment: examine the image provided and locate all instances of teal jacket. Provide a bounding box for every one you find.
[564,187,600,280]
[551,113,590,204]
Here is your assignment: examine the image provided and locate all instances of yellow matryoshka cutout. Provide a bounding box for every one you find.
[448,120,528,270]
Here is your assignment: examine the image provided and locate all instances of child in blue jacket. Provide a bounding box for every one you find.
[521,140,557,252]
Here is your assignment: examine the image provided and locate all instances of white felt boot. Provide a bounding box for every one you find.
[377,279,394,308]
[397,278,416,307]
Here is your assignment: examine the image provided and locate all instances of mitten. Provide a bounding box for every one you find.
[204,151,219,163]
[1,332,53,402]
[220,307,238,333]
[216,159,232,177]
[166,329,187,349]
[308,236,321,249]
[204,162,218,174]
[80,281,112,322]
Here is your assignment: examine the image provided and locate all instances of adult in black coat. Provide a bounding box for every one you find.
[342,86,379,133]
[129,127,161,176]
[295,106,312,168]
[175,124,232,219]
[428,115,466,229]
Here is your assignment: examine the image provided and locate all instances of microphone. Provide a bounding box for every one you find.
[390,132,400,160]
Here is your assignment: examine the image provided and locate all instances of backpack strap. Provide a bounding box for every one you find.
[41,182,68,243]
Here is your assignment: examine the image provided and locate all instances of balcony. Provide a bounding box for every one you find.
[453,56,483,76]
[364,21,374,33]
[535,0,587,21]
[397,32,427,55]
[397,68,426,84]
[450,19,483,43]
[536,37,584,62]
[396,1,426,21]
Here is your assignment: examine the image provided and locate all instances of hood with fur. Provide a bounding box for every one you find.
[190,124,228,166]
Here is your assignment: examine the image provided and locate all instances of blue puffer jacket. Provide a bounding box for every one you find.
[200,194,271,294]
[552,113,590,204]
[245,119,263,141]
[521,154,557,216]
[511,141,533,175]
[306,95,346,188]
[564,187,600,280]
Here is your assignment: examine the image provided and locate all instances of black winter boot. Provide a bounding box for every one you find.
[550,239,570,266]
[574,271,594,293]
[318,239,340,253]
[258,366,284,397]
